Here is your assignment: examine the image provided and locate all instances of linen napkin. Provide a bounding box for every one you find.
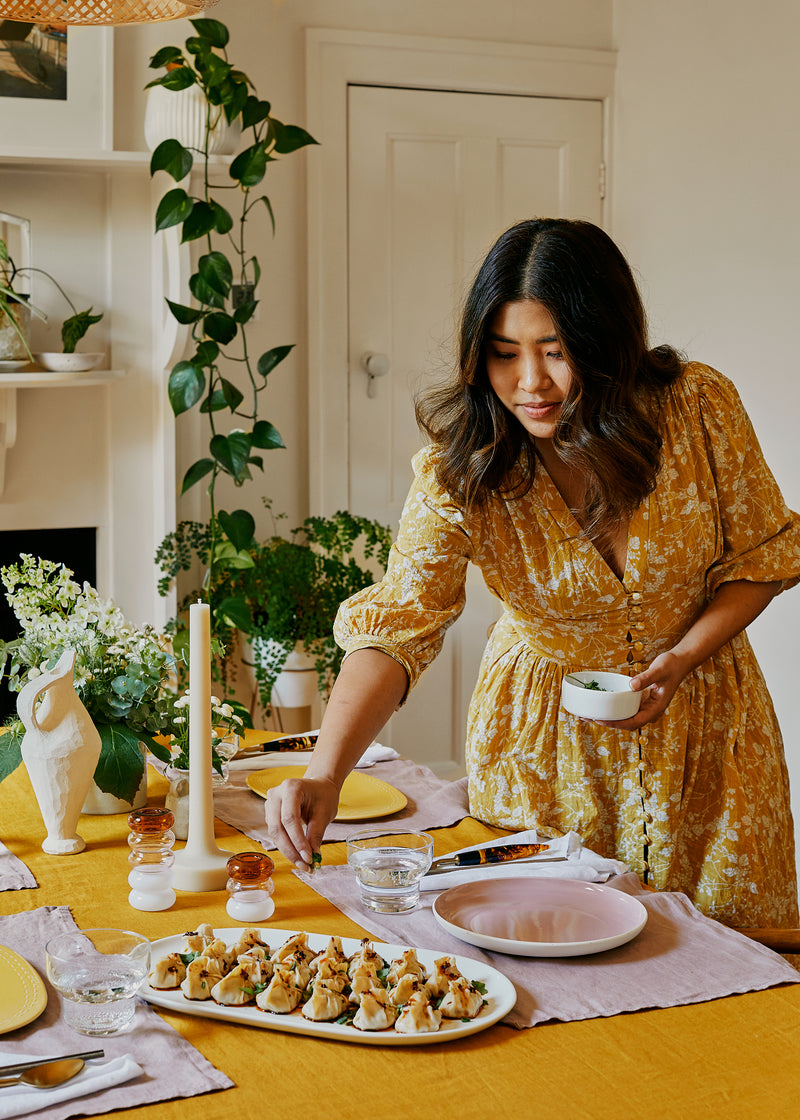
[0,907,232,1120]
[213,758,471,847]
[227,740,399,772]
[0,840,36,891]
[0,1053,142,1120]
[419,829,628,890]
[296,867,800,1028]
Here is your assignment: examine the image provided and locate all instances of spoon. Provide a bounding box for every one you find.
[0,1058,85,1090]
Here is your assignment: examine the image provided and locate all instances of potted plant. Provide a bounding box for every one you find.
[146,16,317,645]
[0,554,174,807]
[155,507,393,714]
[0,235,104,367]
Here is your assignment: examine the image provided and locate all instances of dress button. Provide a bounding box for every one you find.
[631,592,642,601]
[635,622,645,631]
[633,640,644,651]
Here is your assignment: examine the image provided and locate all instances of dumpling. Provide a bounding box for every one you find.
[203,937,236,973]
[348,962,383,1005]
[352,988,398,1032]
[180,955,225,1000]
[388,973,422,1007]
[148,953,186,990]
[233,928,270,958]
[301,983,349,1022]
[347,938,386,977]
[271,931,310,963]
[278,949,314,991]
[255,968,303,1014]
[310,936,348,974]
[211,961,260,1006]
[183,925,215,953]
[395,991,443,1035]
[439,977,484,1020]
[387,948,426,987]
[425,956,462,999]
[312,958,349,993]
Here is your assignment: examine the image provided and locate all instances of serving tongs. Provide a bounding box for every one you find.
[424,842,568,877]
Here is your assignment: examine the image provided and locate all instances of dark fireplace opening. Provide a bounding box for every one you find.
[0,527,97,721]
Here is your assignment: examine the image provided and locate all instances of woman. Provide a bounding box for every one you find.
[266,218,800,927]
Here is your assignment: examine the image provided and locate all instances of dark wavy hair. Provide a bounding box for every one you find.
[416,218,683,545]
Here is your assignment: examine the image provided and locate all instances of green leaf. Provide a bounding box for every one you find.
[166,299,203,325]
[197,251,233,297]
[189,17,230,48]
[230,142,268,188]
[93,722,147,805]
[271,119,318,154]
[251,420,285,449]
[219,508,255,551]
[0,728,23,783]
[220,378,244,410]
[233,299,257,325]
[189,271,225,309]
[168,361,205,414]
[253,195,275,235]
[257,344,294,379]
[247,454,264,472]
[210,199,234,235]
[61,308,103,354]
[203,311,238,345]
[199,389,228,413]
[216,595,252,631]
[181,200,217,242]
[195,339,220,364]
[154,66,196,92]
[149,45,184,70]
[155,188,194,232]
[181,457,214,493]
[224,79,250,123]
[242,95,271,129]
[149,138,193,181]
[211,430,252,481]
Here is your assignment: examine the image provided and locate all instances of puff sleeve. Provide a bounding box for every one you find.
[692,366,800,597]
[333,447,475,692]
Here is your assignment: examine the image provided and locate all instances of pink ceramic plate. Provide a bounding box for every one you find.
[432,877,648,957]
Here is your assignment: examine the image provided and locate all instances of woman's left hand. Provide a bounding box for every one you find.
[592,650,688,730]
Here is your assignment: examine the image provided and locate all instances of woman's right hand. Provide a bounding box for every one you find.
[264,775,341,871]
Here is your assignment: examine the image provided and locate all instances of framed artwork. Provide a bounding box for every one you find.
[0,25,113,152]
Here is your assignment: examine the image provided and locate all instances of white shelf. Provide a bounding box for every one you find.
[0,369,125,388]
[0,150,232,172]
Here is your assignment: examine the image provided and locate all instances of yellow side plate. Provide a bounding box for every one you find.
[0,945,47,1034]
[246,766,407,822]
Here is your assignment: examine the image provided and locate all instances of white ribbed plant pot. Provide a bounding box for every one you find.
[271,646,319,709]
[144,83,242,155]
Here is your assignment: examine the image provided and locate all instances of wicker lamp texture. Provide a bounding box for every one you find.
[0,0,218,23]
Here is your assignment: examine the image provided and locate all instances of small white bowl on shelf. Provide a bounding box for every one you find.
[560,670,642,720]
[34,352,105,373]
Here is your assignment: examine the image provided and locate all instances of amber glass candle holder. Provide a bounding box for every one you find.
[127,806,176,912]
[226,851,276,922]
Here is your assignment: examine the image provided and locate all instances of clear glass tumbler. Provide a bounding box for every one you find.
[346,828,433,913]
[45,928,151,1036]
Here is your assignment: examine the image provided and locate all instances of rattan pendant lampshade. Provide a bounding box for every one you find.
[0,0,219,23]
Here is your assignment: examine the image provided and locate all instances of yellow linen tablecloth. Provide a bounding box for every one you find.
[2,763,800,1120]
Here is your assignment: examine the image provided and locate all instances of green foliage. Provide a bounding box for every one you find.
[61,308,104,354]
[155,507,393,710]
[147,17,317,623]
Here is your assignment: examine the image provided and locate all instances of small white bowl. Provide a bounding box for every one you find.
[34,352,105,373]
[560,670,641,720]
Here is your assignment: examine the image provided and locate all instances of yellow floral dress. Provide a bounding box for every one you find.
[335,364,800,927]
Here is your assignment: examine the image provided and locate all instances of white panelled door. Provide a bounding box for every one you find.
[347,85,603,775]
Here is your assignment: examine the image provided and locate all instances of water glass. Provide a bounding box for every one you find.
[346,828,433,913]
[45,928,151,1036]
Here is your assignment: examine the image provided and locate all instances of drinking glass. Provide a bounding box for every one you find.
[346,828,433,913]
[45,928,151,1035]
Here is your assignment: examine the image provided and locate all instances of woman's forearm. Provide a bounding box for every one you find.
[303,647,409,789]
[669,579,782,675]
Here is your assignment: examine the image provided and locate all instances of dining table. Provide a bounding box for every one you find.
[2,755,800,1120]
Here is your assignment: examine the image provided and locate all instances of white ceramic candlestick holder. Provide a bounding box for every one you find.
[171,602,229,892]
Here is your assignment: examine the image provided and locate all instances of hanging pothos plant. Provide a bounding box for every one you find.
[147,16,317,663]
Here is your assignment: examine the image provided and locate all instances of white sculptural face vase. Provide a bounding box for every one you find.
[17,649,102,855]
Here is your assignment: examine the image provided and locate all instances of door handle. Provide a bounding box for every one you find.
[361,351,390,398]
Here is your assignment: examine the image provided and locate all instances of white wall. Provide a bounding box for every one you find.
[612,0,800,871]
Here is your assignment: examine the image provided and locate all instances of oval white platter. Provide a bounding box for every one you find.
[141,926,517,1046]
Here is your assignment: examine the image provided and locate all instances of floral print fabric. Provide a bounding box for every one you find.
[335,364,800,926]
